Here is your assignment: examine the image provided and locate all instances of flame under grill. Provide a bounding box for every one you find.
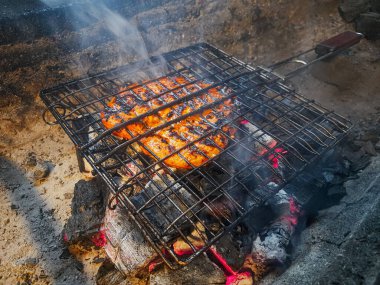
[40,43,352,268]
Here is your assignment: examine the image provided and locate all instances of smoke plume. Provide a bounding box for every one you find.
[41,0,167,78]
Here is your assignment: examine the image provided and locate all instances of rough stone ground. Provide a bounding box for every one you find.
[0,0,379,284]
[261,156,380,285]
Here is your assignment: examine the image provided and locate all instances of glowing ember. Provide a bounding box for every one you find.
[172,222,206,256]
[268,148,288,168]
[148,257,164,273]
[207,247,236,276]
[91,230,107,247]
[206,247,255,285]
[289,197,301,214]
[226,271,253,285]
[281,215,299,226]
[172,240,204,256]
[240,119,282,162]
[281,197,302,226]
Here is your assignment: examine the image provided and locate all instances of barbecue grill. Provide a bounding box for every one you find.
[40,31,362,269]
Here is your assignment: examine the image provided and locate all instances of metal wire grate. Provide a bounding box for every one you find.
[40,43,352,268]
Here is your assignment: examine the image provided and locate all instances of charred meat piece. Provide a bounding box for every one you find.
[101,76,235,169]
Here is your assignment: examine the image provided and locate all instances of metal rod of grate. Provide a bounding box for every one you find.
[40,43,352,268]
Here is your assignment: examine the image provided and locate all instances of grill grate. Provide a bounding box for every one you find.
[40,43,352,268]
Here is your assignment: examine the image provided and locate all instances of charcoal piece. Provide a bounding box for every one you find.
[327,185,347,198]
[231,190,302,284]
[350,155,371,172]
[355,12,380,40]
[130,174,200,241]
[338,0,370,22]
[149,253,225,285]
[96,259,127,285]
[283,147,352,206]
[103,198,156,276]
[63,178,107,243]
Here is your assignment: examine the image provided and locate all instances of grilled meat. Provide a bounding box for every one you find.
[101,76,234,169]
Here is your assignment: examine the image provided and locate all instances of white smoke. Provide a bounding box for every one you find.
[41,0,167,78]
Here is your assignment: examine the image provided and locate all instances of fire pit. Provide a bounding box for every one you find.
[1,0,380,283]
[40,31,362,277]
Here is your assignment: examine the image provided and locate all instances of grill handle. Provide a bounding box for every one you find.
[267,31,364,80]
[314,31,364,56]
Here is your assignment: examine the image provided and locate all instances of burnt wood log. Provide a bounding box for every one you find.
[224,190,302,285]
[103,197,157,277]
[63,177,158,281]
[338,0,370,22]
[130,173,200,241]
[63,178,107,244]
[96,259,128,285]
[355,12,380,40]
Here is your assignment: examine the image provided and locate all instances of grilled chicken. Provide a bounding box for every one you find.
[101,76,234,169]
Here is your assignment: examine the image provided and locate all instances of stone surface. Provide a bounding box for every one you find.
[338,0,370,22]
[149,255,225,285]
[0,0,173,45]
[260,156,380,285]
[355,12,380,40]
[371,0,380,12]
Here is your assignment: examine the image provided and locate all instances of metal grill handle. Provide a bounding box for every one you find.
[267,31,364,80]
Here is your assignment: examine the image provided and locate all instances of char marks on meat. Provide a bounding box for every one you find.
[101,76,235,169]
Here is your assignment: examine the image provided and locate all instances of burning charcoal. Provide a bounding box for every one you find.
[201,245,259,285]
[229,190,302,284]
[172,222,206,256]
